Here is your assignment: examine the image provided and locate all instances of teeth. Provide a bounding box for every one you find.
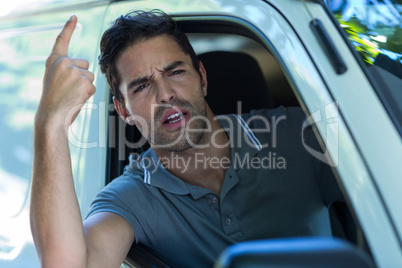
[167,113,181,120]
[166,113,184,124]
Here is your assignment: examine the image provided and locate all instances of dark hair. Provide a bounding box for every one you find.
[99,10,200,104]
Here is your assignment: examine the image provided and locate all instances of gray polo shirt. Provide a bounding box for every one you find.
[86,106,342,268]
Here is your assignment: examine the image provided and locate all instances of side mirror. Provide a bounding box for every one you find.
[215,237,375,268]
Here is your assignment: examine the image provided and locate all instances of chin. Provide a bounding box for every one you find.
[152,129,205,152]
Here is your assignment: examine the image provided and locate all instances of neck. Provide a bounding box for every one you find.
[152,105,230,195]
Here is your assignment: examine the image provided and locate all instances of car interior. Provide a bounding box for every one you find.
[105,17,374,268]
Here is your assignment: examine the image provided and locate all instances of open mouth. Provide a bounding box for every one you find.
[161,108,190,130]
[164,112,186,124]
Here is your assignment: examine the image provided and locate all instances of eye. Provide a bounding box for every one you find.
[170,70,184,76]
[134,83,149,93]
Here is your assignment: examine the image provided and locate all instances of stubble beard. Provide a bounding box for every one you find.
[141,97,208,152]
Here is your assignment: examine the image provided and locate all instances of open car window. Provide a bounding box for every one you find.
[101,6,370,268]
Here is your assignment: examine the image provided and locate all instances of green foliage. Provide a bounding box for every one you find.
[335,15,380,65]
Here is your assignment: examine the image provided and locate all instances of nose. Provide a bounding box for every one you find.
[155,79,176,104]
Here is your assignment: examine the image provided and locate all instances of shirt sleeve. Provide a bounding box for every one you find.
[85,173,148,244]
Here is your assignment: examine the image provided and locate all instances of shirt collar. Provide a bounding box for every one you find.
[217,113,262,171]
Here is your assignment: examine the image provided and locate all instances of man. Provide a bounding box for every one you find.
[31,10,342,268]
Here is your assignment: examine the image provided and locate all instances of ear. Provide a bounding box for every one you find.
[113,97,135,125]
[199,61,208,97]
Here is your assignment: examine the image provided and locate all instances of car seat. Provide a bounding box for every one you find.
[198,51,274,114]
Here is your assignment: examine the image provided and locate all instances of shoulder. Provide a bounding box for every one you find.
[95,151,156,202]
[92,170,145,208]
[86,152,157,220]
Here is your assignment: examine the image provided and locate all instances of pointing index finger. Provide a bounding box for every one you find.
[52,15,77,57]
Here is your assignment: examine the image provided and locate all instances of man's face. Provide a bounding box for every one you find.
[115,34,208,152]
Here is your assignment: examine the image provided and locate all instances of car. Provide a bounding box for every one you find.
[0,0,401,267]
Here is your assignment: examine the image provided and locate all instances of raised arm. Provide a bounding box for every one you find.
[30,16,134,268]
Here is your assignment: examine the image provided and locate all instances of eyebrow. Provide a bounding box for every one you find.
[127,75,151,93]
[126,61,185,92]
[161,61,185,73]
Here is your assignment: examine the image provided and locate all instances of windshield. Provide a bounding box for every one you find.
[327,0,402,132]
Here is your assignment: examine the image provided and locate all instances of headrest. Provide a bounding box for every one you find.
[198,51,274,115]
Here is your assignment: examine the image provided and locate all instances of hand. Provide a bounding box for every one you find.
[36,15,95,129]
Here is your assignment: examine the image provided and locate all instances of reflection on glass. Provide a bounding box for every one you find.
[328,0,401,71]
[328,0,402,131]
